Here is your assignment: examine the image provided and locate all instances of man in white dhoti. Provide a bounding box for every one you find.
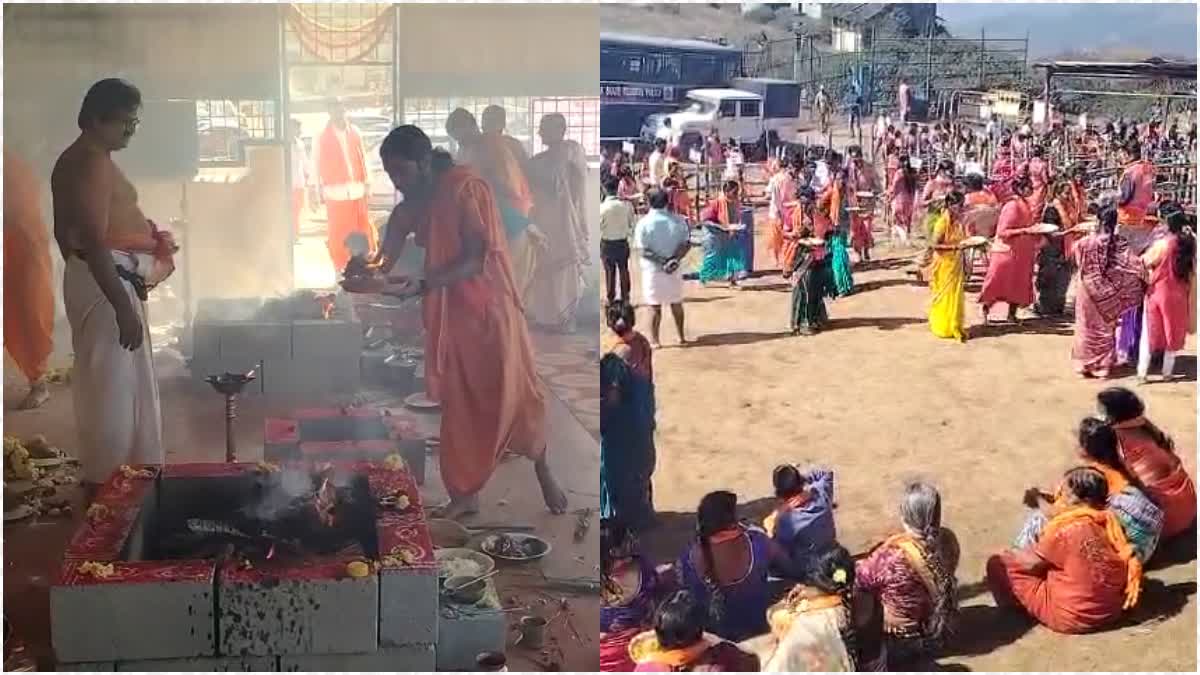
[51,79,175,494]
[633,188,691,348]
[526,114,589,333]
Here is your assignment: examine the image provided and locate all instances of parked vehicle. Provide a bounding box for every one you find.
[601,32,742,144]
[640,80,803,153]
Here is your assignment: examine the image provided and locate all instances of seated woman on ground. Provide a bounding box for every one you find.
[763,465,837,578]
[1015,417,1163,564]
[629,589,760,672]
[1098,387,1197,540]
[987,466,1143,634]
[600,300,657,532]
[759,545,886,672]
[674,490,795,641]
[601,519,660,672]
[855,482,959,667]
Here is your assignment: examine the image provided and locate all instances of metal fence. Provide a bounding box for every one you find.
[744,32,1030,117]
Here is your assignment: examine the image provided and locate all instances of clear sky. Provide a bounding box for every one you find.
[936,2,1198,58]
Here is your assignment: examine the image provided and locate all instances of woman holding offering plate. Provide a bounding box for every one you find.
[341,125,567,520]
[979,176,1040,324]
[928,191,971,342]
[698,180,749,288]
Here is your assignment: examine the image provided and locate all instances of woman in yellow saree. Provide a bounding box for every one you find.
[928,191,969,342]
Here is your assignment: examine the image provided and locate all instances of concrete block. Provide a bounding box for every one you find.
[380,567,439,648]
[192,322,222,362]
[279,644,435,672]
[291,319,362,361]
[116,656,276,671]
[196,298,262,323]
[51,566,215,662]
[219,322,292,363]
[264,355,361,395]
[435,584,506,671]
[218,568,378,656]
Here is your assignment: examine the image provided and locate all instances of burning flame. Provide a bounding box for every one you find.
[316,293,336,321]
[315,477,337,528]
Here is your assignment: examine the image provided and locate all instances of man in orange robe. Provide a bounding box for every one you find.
[313,99,377,271]
[344,125,567,520]
[4,150,55,409]
[447,108,542,304]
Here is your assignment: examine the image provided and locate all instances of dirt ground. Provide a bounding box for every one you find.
[616,219,1197,670]
[3,320,600,671]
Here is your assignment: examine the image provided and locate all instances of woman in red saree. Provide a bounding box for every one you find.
[1070,206,1147,378]
[1098,387,1197,539]
[979,177,1039,324]
[1137,209,1195,382]
[344,126,567,519]
[987,466,1142,634]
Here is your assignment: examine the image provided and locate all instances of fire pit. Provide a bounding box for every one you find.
[190,294,362,395]
[50,461,443,670]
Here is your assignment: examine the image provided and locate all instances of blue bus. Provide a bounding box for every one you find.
[601,32,743,144]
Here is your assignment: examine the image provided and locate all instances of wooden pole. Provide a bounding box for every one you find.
[978,28,986,90]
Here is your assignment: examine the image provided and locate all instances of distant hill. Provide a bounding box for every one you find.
[936,3,1197,59]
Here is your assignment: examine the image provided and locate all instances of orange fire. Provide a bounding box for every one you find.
[315,477,337,528]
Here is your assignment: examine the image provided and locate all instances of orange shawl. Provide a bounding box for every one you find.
[1041,505,1142,609]
[629,632,719,667]
[883,533,939,603]
[2,151,54,382]
[763,493,811,538]
[468,133,534,216]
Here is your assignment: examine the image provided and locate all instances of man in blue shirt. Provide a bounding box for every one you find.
[633,188,691,347]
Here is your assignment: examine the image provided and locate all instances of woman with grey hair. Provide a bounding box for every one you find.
[854,482,959,667]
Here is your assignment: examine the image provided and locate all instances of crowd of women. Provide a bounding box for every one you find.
[600,375,1195,671]
[902,134,1197,385]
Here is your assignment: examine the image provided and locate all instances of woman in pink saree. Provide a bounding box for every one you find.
[979,177,1039,323]
[1072,205,1147,378]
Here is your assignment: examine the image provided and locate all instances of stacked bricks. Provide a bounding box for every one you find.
[49,461,439,671]
[190,297,362,395]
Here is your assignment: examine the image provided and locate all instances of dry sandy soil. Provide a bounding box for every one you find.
[617,225,1197,671]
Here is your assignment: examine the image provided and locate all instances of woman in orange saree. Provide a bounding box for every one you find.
[345,126,567,519]
[986,466,1141,634]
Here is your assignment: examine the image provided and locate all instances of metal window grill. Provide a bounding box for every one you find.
[195,99,278,163]
[532,97,601,157]
[403,96,534,153]
[284,3,394,65]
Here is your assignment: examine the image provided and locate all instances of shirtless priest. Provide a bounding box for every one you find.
[51,78,177,494]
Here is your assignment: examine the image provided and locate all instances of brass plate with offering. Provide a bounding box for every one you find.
[959,236,989,249]
[796,238,826,247]
[856,191,875,199]
[1029,223,1060,235]
[404,392,440,410]
[479,532,552,563]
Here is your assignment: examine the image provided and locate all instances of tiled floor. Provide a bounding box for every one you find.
[529,331,599,439]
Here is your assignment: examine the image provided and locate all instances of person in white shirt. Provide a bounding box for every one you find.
[600,175,636,305]
[289,118,311,236]
[723,142,744,182]
[647,138,668,188]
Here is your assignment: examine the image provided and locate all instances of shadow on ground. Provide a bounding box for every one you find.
[969,317,1074,340]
